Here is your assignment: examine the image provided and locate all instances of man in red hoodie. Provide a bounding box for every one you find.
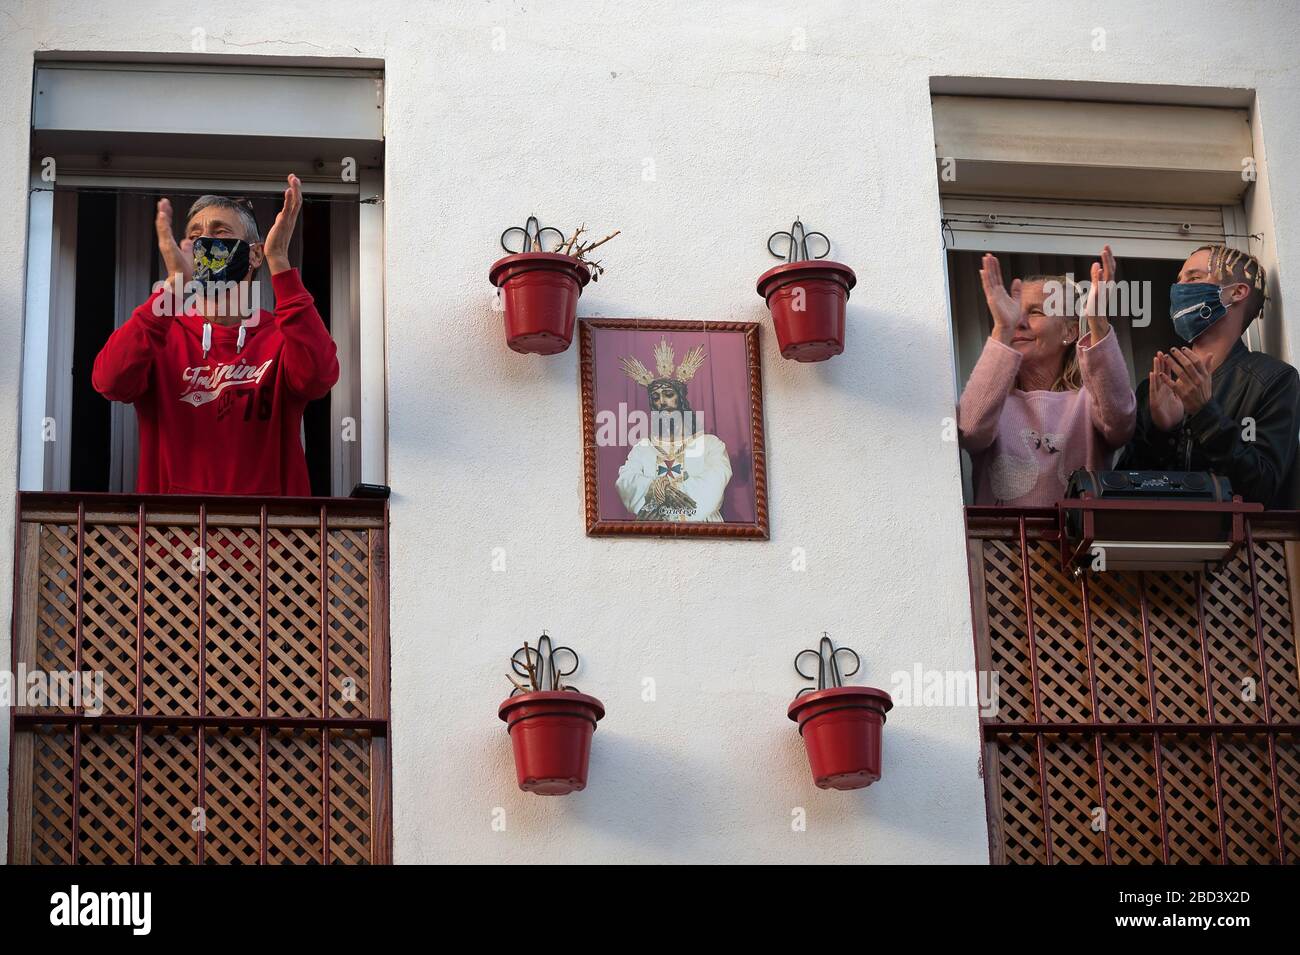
[93,174,339,496]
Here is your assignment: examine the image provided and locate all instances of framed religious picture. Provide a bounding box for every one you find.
[579,319,769,538]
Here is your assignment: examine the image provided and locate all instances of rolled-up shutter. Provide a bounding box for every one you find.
[32,61,383,193]
[932,95,1252,206]
[940,196,1231,258]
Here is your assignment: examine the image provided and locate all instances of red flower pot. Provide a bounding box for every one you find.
[489,252,592,355]
[498,690,605,795]
[788,685,892,790]
[756,260,857,362]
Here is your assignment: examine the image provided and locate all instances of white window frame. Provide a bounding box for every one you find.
[357,166,386,490]
[20,60,387,494]
[20,180,76,492]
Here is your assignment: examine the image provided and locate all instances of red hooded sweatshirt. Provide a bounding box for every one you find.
[92,269,339,496]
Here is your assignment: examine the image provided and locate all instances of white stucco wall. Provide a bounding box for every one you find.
[1,0,1298,864]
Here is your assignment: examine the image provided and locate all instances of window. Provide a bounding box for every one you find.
[933,91,1270,503]
[9,58,393,866]
[23,60,387,496]
[935,85,1299,865]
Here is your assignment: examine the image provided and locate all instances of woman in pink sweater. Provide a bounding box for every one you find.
[959,246,1136,506]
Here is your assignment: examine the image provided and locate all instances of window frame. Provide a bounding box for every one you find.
[20,60,388,496]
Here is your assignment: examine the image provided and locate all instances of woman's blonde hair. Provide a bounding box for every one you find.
[1022,274,1082,392]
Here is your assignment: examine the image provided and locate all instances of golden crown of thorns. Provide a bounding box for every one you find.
[620,337,708,387]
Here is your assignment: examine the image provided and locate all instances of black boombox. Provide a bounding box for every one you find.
[1066,469,1233,501]
[1064,469,1235,545]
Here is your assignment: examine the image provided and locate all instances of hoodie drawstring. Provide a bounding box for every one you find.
[201,320,251,357]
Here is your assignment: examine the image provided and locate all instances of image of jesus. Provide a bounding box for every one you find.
[615,338,733,521]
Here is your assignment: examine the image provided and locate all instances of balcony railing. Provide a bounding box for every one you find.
[7,492,391,865]
[967,505,1300,864]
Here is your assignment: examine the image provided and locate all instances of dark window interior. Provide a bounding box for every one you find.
[949,249,1181,391]
[300,198,332,497]
[69,192,117,492]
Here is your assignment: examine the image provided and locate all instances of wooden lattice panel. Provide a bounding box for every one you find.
[9,496,390,865]
[203,727,263,864]
[140,728,197,865]
[143,526,201,715]
[1217,735,1279,862]
[1277,734,1300,860]
[1026,544,1092,723]
[33,524,77,714]
[205,529,262,718]
[27,727,74,865]
[972,520,1300,865]
[77,726,137,864]
[266,529,323,718]
[328,531,372,719]
[1043,734,1106,864]
[1158,734,1223,863]
[329,729,373,864]
[1202,553,1265,723]
[1100,733,1162,864]
[982,541,1036,723]
[266,729,324,864]
[1253,543,1300,722]
[1144,572,1210,724]
[1086,574,1152,723]
[994,733,1046,864]
[80,525,139,715]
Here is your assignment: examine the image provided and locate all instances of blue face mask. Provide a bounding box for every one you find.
[1170,281,1230,343]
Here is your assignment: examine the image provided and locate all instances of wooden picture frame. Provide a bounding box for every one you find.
[579,319,769,538]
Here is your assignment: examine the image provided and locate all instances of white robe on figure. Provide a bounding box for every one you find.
[615,432,733,522]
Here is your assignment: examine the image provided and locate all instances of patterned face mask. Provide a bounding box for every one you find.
[192,236,252,284]
[1170,281,1231,343]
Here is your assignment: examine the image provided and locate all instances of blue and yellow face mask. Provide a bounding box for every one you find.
[192,236,252,284]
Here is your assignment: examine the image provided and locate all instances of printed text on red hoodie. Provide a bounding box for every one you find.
[92,269,340,496]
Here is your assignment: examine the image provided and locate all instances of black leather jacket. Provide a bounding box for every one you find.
[1118,341,1300,507]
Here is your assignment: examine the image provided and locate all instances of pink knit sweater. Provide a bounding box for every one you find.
[958,329,1136,507]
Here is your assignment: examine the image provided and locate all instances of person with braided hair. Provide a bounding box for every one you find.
[1119,245,1299,507]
